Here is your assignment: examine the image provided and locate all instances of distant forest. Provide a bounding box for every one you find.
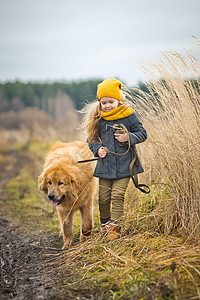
[0,78,199,115]
[0,79,149,114]
[0,79,104,113]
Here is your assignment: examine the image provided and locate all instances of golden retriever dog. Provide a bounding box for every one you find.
[38,140,97,249]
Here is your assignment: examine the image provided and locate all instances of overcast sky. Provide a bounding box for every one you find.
[0,0,200,86]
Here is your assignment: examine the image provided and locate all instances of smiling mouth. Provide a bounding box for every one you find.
[52,195,65,207]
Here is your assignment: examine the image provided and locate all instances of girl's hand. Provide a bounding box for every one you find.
[114,133,128,143]
[97,147,107,158]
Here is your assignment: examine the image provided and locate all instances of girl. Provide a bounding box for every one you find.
[82,78,147,240]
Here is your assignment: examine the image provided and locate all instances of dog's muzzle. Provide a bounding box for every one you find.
[48,194,65,207]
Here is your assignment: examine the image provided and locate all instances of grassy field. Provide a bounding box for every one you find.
[0,139,199,299]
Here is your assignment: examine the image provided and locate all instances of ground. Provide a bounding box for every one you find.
[0,148,200,300]
[0,150,104,300]
[0,149,99,300]
[0,150,60,299]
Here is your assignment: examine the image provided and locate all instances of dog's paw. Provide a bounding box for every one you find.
[62,237,73,249]
[80,233,91,242]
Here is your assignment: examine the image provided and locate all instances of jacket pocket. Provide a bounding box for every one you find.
[118,153,132,174]
[95,156,109,174]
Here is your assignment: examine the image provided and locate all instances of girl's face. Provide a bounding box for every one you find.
[100,97,119,112]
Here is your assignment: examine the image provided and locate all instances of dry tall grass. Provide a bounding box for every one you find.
[131,47,200,238]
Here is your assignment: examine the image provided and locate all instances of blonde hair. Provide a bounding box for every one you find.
[81,86,135,143]
[81,100,102,143]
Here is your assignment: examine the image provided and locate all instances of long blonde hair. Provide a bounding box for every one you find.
[81,100,102,143]
[81,85,135,143]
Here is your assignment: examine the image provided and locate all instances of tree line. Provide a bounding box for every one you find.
[0,78,199,115]
[0,79,102,113]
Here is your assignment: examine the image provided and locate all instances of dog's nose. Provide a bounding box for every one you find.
[48,194,55,200]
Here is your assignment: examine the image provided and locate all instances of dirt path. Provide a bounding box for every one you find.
[0,151,63,300]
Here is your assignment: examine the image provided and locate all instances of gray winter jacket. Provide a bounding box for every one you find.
[88,113,147,179]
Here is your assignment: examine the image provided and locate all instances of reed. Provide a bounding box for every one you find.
[132,46,200,238]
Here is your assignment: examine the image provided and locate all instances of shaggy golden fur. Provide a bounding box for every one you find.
[38,140,97,249]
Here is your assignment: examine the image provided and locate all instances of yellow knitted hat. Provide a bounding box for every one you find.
[97,79,122,101]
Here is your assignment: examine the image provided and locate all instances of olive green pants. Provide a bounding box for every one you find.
[98,177,130,223]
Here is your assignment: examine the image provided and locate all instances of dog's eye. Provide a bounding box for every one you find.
[58,181,64,186]
[48,181,52,185]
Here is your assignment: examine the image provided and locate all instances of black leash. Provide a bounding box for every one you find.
[77,157,98,163]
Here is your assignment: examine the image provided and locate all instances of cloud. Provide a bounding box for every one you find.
[0,0,200,85]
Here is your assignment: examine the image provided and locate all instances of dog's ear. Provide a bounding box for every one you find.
[38,172,48,194]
